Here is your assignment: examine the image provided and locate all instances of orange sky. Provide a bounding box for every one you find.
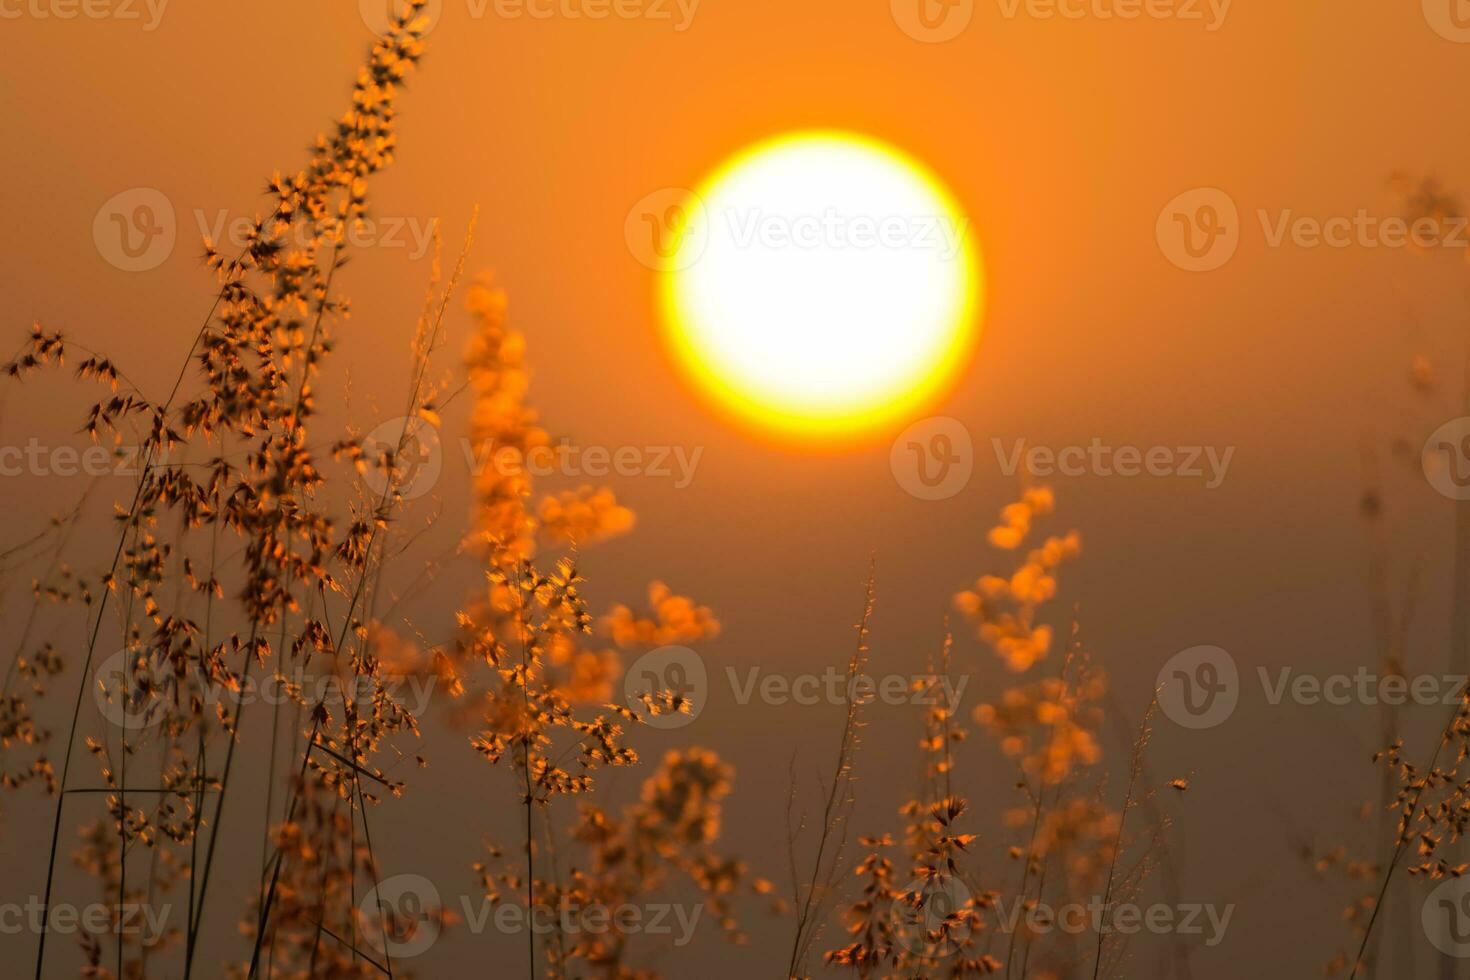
[4,2,1470,974]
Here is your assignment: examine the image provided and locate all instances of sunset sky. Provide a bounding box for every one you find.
[3,2,1470,976]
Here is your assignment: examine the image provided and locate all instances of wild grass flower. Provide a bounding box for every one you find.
[955,492,1080,673]
[822,490,1178,980]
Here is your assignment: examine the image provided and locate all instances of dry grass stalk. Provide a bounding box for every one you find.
[789,565,877,979]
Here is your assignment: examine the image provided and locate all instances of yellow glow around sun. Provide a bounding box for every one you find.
[659,131,981,442]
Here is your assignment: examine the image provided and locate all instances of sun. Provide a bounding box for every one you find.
[657,130,982,443]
